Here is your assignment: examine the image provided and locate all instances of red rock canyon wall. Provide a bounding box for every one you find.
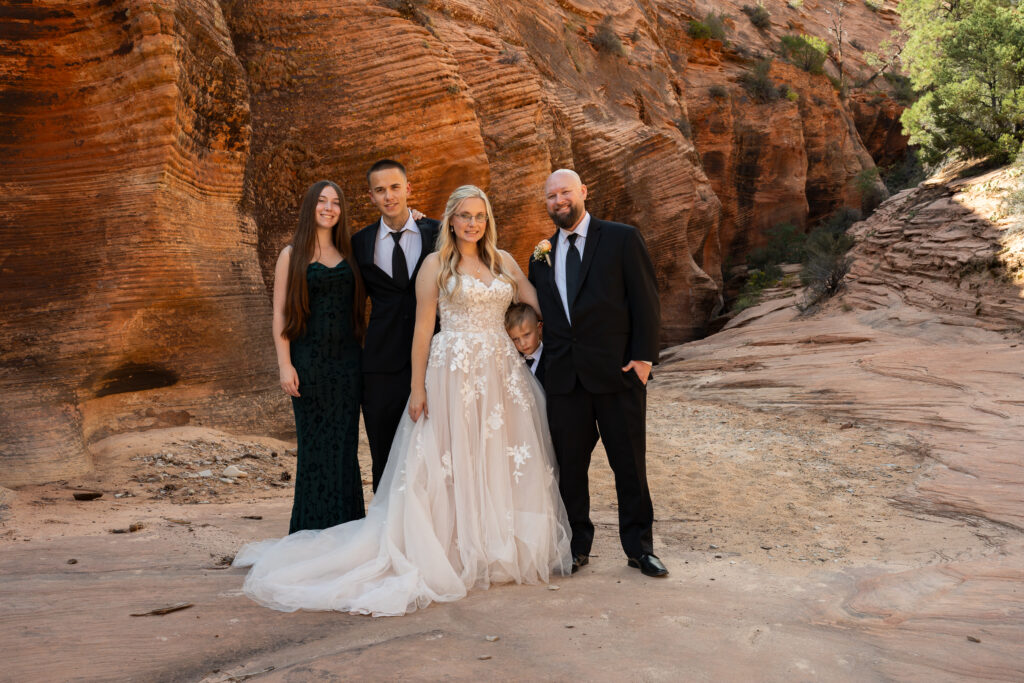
[0,0,904,484]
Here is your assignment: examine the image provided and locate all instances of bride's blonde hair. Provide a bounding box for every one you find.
[435,185,517,301]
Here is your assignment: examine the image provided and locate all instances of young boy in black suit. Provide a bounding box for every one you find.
[505,302,545,385]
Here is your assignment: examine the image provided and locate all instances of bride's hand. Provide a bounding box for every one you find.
[408,387,428,421]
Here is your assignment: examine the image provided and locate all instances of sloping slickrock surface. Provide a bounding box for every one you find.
[663,166,1024,532]
[648,166,1024,679]
[0,393,1020,680]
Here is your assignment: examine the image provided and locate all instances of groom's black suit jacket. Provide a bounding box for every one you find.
[528,217,660,395]
[351,217,439,373]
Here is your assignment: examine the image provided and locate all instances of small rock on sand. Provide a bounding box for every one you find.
[222,465,246,479]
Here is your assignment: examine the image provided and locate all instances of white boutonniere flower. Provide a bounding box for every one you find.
[532,239,552,266]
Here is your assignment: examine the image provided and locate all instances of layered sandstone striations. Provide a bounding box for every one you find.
[0,1,286,486]
[675,0,901,255]
[223,0,901,340]
[220,0,726,343]
[661,163,1024,531]
[1,0,904,484]
[846,165,1024,332]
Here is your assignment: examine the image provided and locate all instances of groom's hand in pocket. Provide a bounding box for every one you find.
[622,360,651,385]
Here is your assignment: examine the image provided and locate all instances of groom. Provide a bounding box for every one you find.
[528,169,667,577]
[352,159,439,491]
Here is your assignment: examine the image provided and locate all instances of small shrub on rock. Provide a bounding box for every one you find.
[779,34,828,74]
[749,222,807,269]
[818,207,863,235]
[498,48,521,65]
[688,20,713,40]
[709,84,729,100]
[742,4,772,29]
[592,17,627,56]
[380,0,429,25]
[799,229,855,309]
[689,12,728,41]
[732,266,783,312]
[734,222,811,313]
[705,12,729,40]
[739,58,781,103]
[855,167,888,214]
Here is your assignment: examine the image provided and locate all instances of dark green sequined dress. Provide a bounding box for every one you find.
[288,261,364,533]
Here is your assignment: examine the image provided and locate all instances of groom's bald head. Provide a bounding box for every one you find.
[545,169,588,230]
[545,168,583,189]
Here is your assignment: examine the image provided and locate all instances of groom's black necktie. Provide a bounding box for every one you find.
[565,233,581,306]
[390,230,409,288]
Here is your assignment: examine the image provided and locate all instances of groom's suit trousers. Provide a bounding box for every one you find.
[547,377,653,558]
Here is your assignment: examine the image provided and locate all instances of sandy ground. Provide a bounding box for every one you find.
[3,370,1020,681]
[5,398,987,574]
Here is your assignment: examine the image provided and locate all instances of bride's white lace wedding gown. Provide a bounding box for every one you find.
[234,274,572,616]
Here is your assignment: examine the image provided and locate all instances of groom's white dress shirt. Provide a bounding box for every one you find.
[374,213,421,280]
[554,212,591,322]
[524,342,544,375]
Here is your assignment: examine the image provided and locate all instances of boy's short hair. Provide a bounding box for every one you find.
[366,159,407,185]
[505,302,540,330]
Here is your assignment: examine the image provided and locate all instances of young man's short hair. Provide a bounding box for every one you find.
[366,159,407,185]
[505,302,540,330]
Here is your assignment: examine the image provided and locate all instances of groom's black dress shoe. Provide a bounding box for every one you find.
[571,554,589,574]
[627,553,668,577]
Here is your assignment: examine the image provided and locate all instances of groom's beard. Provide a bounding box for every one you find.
[548,202,582,230]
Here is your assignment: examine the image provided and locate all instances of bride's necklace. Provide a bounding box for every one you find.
[461,256,486,279]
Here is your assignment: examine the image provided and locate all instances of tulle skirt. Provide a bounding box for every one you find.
[234,327,572,616]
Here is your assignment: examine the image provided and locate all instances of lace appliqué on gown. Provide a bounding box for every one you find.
[234,275,572,616]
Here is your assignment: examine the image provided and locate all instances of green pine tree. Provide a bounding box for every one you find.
[899,0,1024,164]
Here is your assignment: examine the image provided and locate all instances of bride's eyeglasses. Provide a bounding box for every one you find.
[453,212,488,225]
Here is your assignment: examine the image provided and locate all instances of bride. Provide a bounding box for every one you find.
[234,185,572,616]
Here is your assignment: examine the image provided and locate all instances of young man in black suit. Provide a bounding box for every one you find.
[527,169,667,577]
[351,160,439,491]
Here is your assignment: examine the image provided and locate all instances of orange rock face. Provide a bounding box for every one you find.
[0,1,287,485]
[1,0,904,484]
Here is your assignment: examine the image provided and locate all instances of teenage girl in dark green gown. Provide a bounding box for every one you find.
[272,180,367,533]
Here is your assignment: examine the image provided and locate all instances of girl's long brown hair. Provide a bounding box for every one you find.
[282,180,366,343]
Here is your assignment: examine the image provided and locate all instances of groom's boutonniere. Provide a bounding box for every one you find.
[532,239,552,266]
